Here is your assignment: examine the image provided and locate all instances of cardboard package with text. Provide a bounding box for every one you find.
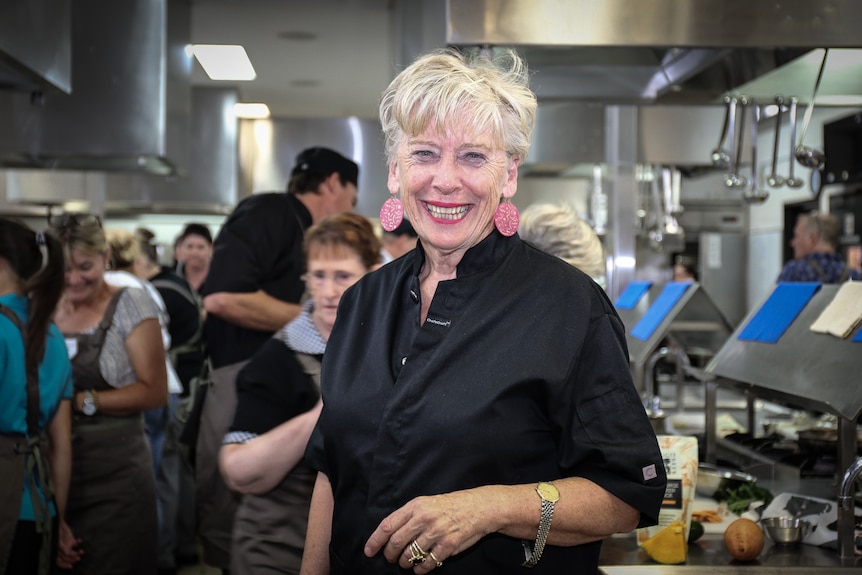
[637,435,698,545]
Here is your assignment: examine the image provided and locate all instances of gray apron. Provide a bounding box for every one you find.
[230,351,321,575]
[0,304,53,575]
[61,288,158,575]
[196,359,246,569]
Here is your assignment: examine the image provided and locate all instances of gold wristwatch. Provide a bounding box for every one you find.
[523,481,560,568]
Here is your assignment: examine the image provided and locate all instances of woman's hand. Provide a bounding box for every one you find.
[363,478,641,572]
[364,487,500,573]
[56,519,84,569]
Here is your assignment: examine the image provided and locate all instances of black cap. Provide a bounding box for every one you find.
[292,147,359,187]
[177,222,213,245]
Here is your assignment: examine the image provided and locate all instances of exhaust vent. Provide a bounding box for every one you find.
[0,0,191,176]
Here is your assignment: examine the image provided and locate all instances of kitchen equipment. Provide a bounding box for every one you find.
[711,95,733,169]
[744,103,769,204]
[785,97,805,188]
[766,96,785,188]
[796,426,862,456]
[761,516,811,545]
[696,463,757,498]
[725,96,748,189]
[795,49,829,171]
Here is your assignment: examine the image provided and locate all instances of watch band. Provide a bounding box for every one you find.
[523,481,560,568]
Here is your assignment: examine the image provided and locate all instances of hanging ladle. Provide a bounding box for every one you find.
[795,48,829,170]
[744,103,769,204]
[785,97,804,188]
[766,96,784,188]
[726,96,748,189]
[711,95,733,169]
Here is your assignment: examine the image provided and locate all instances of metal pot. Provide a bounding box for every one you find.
[796,428,862,456]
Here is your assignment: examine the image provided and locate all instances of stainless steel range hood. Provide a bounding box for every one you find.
[445,0,862,105]
[0,0,71,94]
[0,0,190,176]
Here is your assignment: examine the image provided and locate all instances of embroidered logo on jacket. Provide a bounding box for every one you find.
[642,464,658,481]
[426,317,451,327]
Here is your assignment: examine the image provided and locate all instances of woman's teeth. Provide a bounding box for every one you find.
[426,204,468,220]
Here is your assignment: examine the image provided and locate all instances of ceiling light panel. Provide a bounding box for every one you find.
[192,44,256,81]
[233,103,271,119]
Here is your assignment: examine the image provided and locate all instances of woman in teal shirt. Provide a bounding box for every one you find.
[0,217,79,574]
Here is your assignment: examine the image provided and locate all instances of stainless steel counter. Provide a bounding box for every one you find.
[599,532,862,572]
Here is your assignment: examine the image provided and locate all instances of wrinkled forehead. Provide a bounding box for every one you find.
[401,107,504,151]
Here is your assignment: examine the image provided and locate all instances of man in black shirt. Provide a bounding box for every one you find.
[196,147,359,572]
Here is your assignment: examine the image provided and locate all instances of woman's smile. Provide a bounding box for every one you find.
[423,201,471,222]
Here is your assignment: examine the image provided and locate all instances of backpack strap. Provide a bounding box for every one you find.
[150,278,204,359]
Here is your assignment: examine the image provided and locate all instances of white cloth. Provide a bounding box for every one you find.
[105,271,183,394]
[809,281,862,338]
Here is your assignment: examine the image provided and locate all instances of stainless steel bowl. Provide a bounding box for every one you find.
[761,516,811,545]
[695,463,757,498]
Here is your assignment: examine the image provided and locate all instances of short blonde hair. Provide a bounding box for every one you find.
[379,48,537,164]
[519,203,606,281]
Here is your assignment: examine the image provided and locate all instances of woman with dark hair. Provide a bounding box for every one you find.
[0,218,78,574]
[49,213,167,575]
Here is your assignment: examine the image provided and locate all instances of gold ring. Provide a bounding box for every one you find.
[409,540,428,566]
[429,551,443,568]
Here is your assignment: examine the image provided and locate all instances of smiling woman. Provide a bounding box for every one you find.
[301,48,666,575]
[48,213,167,575]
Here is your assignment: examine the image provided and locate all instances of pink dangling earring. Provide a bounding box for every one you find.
[379,191,404,232]
[494,198,520,237]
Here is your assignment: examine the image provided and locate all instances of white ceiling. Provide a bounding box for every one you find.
[190,0,396,119]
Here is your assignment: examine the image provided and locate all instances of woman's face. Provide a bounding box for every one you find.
[306,249,368,338]
[388,117,519,260]
[64,247,108,304]
[176,234,212,270]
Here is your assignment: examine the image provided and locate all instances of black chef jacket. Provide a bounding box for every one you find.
[306,231,667,574]
[201,192,311,368]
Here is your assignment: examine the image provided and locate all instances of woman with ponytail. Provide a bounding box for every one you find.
[0,217,80,575]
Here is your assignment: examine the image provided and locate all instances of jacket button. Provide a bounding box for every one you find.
[409,289,419,302]
[401,356,408,366]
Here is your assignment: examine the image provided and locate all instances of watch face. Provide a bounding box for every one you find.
[537,482,560,502]
[82,395,97,416]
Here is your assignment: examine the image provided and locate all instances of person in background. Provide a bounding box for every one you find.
[519,202,607,289]
[778,211,862,283]
[0,218,78,575]
[135,227,204,575]
[50,213,167,574]
[847,244,862,276]
[220,213,381,575]
[174,223,213,294]
[171,223,212,567]
[198,146,359,573]
[672,256,698,282]
[301,48,665,575]
[104,229,183,481]
[380,218,418,263]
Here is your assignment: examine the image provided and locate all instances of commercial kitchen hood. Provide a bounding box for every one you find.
[0,0,71,95]
[0,0,191,176]
[445,0,862,105]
